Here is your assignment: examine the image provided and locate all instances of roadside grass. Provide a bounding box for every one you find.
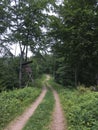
[0,87,41,130]
[23,89,55,130]
[49,77,98,130]
[0,75,48,130]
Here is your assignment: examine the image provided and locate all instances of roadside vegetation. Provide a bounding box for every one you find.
[49,78,98,130]
[23,89,54,130]
[33,74,47,88]
[0,75,46,130]
[0,87,41,130]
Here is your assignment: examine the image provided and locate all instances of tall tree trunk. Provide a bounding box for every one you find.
[74,67,78,87]
[19,51,23,88]
[96,73,98,86]
[25,46,28,62]
[19,44,25,88]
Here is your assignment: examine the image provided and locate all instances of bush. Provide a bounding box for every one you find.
[0,87,41,130]
[59,89,98,130]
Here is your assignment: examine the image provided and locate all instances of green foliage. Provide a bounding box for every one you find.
[0,57,19,91]
[0,0,55,89]
[32,74,47,88]
[0,87,41,130]
[31,54,55,80]
[77,85,91,93]
[1,0,98,88]
[60,89,98,130]
[49,0,98,86]
[23,90,54,130]
[49,78,98,130]
[0,0,10,34]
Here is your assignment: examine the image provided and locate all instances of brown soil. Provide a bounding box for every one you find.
[50,89,67,130]
[4,87,47,130]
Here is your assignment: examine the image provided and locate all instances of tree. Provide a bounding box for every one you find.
[0,57,19,91]
[48,0,98,86]
[8,0,55,87]
[0,0,55,89]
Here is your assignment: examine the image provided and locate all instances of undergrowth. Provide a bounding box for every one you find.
[23,90,54,130]
[0,87,41,130]
[0,74,48,130]
[0,74,47,130]
[33,74,47,88]
[49,77,98,130]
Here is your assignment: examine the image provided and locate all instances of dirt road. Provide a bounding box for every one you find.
[4,75,67,130]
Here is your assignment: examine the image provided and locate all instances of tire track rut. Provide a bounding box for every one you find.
[50,88,67,130]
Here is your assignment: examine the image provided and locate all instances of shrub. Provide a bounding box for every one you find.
[0,87,41,130]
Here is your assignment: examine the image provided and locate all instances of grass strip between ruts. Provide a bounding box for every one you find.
[23,89,55,130]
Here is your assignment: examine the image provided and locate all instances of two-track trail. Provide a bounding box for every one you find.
[46,74,67,130]
[4,75,67,130]
[4,87,47,130]
[50,88,67,130]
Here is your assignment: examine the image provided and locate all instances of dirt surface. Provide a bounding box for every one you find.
[46,75,50,81]
[4,87,47,130]
[51,89,67,130]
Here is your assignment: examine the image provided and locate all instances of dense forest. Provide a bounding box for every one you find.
[0,0,98,90]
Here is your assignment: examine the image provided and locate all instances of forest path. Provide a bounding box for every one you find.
[4,75,67,130]
[50,88,67,130]
[4,87,47,130]
[46,75,67,130]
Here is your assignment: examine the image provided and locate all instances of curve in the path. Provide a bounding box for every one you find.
[51,89,67,130]
[4,87,47,130]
